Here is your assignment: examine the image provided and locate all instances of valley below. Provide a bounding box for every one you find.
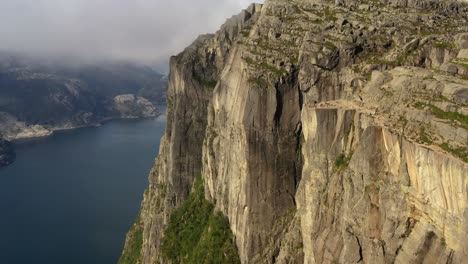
[0,57,168,167]
[0,0,467,263]
[0,117,166,264]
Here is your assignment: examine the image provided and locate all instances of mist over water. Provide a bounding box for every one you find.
[0,0,263,67]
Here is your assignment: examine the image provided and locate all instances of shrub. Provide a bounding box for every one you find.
[335,152,352,170]
[118,219,143,264]
[161,177,240,264]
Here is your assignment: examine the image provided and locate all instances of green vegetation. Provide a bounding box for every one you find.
[414,102,468,129]
[322,6,337,22]
[200,79,218,89]
[437,94,450,102]
[335,152,353,170]
[157,183,167,196]
[419,30,434,37]
[243,57,288,77]
[440,143,468,163]
[193,74,218,89]
[433,41,457,51]
[453,59,468,71]
[161,177,240,264]
[364,72,373,81]
[367,53,406,67]
[244,57,256,65]
[118,218,143,264]
[352,65,361,73]
[418,127,432,145]
[323,41,337,50]
[190,212,240,263]
[248,77,270,88]
[259,62,288,75]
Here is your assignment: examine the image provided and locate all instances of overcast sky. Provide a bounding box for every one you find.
[0,0,262,68]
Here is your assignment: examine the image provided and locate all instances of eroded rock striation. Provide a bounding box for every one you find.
[121,0,468,263]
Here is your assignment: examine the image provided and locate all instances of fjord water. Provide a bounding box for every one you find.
[0,116,166,264]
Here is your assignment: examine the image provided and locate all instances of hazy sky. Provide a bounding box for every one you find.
[0,0,263,68]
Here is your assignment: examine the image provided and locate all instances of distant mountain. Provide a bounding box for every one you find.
[0,54,168,167]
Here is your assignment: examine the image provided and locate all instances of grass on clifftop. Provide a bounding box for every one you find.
[161,177,240,264]
[440,143,468,163]
[415,102,468,129]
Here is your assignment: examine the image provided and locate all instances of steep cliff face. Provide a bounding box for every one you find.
[122,0,468,263]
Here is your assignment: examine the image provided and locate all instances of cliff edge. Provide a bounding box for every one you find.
[121,0,468,263]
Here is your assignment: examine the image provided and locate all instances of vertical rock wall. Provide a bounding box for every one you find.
[121,0,468,263]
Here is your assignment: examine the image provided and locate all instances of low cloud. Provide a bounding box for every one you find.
[0,0,263,67]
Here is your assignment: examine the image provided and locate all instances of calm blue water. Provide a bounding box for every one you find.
[0,116,166,264]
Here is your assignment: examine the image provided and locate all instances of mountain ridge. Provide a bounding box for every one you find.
[0,56,168,167]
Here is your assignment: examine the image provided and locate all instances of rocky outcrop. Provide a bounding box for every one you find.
[298,108,467,263]
[113,94,158,118]
[122,0,468,263]
[0,112,52,140]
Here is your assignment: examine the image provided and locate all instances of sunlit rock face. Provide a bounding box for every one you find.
[121,0,468,263]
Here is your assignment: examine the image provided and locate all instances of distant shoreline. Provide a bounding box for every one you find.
[12,113,165,144]
[0,111,166,168]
